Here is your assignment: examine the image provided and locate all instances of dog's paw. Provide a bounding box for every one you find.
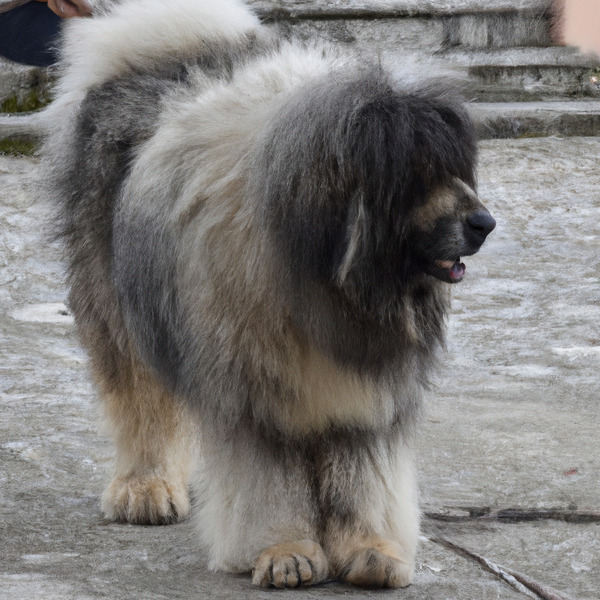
[101,475,189,525]
[252,540,330,588]
[339,541,414,588]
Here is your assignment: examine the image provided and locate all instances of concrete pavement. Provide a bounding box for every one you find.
[1,137,599,599]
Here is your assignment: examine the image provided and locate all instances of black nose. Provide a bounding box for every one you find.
[467,209,496,240]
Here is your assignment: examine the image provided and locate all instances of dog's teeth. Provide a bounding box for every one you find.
[436,260,455,270]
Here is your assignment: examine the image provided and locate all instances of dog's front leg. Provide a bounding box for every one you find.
[315,432,419,588]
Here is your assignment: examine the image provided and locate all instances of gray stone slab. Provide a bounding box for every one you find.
[436,47,599,101]
[271,15,446,51]
[0,112,49,142]
[467,66,597,102]
[410,48,597,102]
[440,46,598,68]
[0,58,53,112]
[1,138,599,599]
[269,13,552,54]
[418,136,600,510]
[471,100,600,138]
[248,0,553,18]
[440,11,553,49]
[256,0,556,58]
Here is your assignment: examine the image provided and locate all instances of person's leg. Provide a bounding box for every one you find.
[0,3,61,66]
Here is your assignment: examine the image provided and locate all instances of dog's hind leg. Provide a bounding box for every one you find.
[93,346,198,525]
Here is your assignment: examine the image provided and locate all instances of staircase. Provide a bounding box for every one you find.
[248,0,600,138]
[1,0,599,146]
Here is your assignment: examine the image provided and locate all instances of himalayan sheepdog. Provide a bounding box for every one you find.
[42,0,495,589]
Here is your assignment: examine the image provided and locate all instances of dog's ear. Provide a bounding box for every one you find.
[336,190,368,285]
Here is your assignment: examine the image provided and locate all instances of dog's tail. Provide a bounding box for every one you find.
[46,0,261,118]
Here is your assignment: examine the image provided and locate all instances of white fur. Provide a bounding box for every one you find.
[195,435,317,572]
[194,434,419,572]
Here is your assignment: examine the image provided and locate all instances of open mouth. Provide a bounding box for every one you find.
[433,258,466,283]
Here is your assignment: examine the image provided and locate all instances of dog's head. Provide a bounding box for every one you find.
[259,69,494,308]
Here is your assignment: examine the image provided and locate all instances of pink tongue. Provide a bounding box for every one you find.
[450,261,465,280]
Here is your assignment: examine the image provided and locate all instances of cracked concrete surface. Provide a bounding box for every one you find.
[1,137,599,599]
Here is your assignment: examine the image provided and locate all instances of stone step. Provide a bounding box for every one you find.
[247,0,554,18]
[252,1,555,51]
[263,12,554,54]
[432,47,599,101]
[470,100,600,138]
[251,1,598,103]
[0,59,53,113]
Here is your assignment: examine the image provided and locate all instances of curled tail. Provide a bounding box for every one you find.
[46,0,261,120]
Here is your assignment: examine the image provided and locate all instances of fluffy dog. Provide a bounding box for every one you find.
[43,0,495,589]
